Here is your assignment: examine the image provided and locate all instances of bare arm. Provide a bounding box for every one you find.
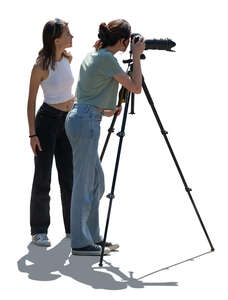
[27,64,47,155]
[113,37,145,94]
[27,65,41,135]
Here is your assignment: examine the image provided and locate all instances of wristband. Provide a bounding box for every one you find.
[29,134,37,138]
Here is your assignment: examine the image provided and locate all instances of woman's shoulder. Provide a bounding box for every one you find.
[95,49,115,63]
[34,56,48,71]
[33,60,43,69]
[32,61,47,74]
[32,60,49,82]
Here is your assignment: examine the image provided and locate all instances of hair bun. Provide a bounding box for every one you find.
[98,22,110,41]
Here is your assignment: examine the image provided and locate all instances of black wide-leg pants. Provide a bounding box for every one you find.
[30,103,73,235]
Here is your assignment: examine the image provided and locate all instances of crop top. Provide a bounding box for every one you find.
[40,56,74,104]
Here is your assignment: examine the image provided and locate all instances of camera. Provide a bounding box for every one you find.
[131,33,176,51]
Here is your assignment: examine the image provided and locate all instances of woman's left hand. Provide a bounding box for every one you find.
[115,105,122,116]
[103,105,122,117]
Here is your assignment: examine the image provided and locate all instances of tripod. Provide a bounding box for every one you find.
[99,54,214,267]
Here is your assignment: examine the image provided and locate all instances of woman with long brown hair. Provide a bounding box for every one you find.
[65,19,145,255]
[27,18,74,246]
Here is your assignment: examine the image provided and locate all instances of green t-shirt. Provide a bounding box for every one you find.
[75,48,124,110]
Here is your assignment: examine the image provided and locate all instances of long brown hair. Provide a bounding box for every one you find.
[36,19,71,70]
[94,19,131,50]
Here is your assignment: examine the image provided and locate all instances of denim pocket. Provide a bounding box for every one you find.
[65,115,95,139]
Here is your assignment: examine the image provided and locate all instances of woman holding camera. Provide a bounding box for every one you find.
[65,19,145,255]
[27,19,74,246]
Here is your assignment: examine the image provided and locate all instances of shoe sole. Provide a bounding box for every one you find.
[32,241,51,247]
[72,248,111,256]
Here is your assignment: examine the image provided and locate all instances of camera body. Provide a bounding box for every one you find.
[131,33,176,51]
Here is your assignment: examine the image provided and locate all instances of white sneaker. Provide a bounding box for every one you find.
[96,241,119,251]
[32,233,51,247]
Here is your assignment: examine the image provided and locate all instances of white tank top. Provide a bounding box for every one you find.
[40,56,74,104]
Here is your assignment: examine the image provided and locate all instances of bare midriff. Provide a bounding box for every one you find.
[49,97,75,112]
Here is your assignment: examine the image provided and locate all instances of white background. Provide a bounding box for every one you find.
[1,0,227,299]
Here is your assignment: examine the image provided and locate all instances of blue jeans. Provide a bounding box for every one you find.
[65,103,105,248]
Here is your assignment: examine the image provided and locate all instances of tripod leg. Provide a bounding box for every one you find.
[100,89,128,162]
[129,92,135,115]
[142,76,214,252]
[99,93,131,266]
[100,115,118,162]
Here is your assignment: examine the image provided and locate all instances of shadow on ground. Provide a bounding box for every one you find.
[17,238,178,289]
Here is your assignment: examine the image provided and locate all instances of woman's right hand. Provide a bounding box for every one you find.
[30,136,42,156]
[132,36,145,58]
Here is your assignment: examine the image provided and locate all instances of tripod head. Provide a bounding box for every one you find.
[122,54,146,65]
